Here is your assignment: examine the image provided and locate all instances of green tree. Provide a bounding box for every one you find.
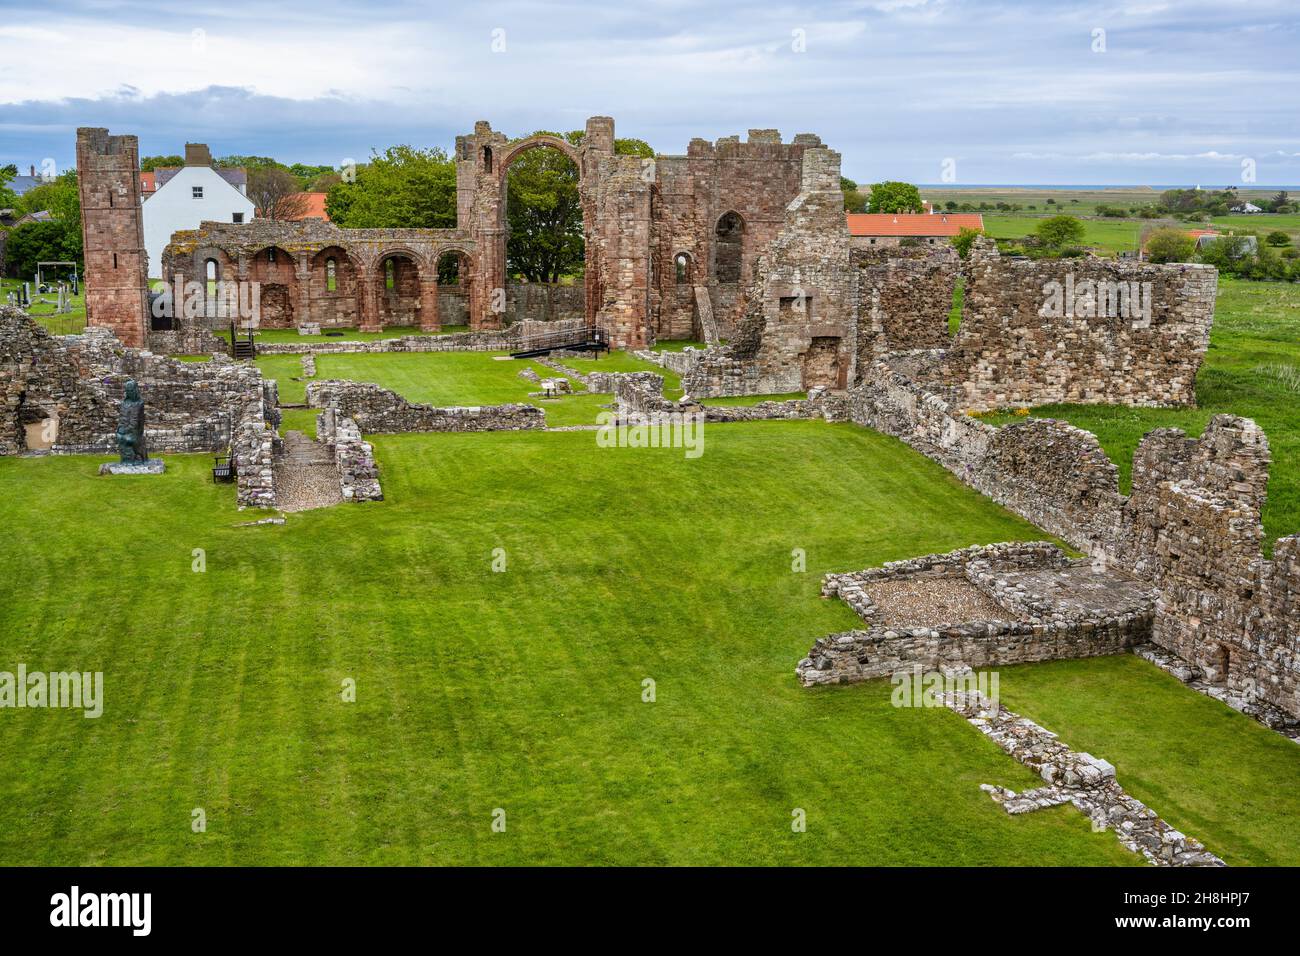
[4,219,83,278]
[505,130,585,283]
[1265,230,1291,247]
[325,146,457,229]
[614,138,654,159]
[867,181,923,214]
[140,154,184,171]
[17,170,80,224]
[952,227,984,259]
[840,177,868,213]
[0,165,18,210]
[1036,215,1085,249]
[1143,227,1195,264]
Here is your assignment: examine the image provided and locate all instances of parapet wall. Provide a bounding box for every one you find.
[944,241,1216,411]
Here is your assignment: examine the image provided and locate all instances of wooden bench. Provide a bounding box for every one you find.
[212,455,236,483]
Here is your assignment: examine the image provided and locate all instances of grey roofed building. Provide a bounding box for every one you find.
[152,166,248,194]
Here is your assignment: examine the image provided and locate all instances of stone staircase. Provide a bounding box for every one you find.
[273,430,342,512]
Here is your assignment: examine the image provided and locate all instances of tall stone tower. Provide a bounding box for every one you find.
[76,128,149,346]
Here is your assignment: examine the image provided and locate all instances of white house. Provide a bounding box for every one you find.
[142,143,255,278]
[1231,201,1263,214]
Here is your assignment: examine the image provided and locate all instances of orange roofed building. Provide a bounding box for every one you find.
[847,212,984,248]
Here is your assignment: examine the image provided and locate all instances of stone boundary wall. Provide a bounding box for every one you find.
[943,241,1216,411]
[252,317,586,356]
[847,357,1300,721]
[799,543,1152,687]
[852,245,958,365]
[316,407,383,503]
[306,379,544,433]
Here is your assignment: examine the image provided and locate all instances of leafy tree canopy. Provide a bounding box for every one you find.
[867,181,923,214]
[5,219,83,278]
[1036,215,1085,248]
[140,155,184,171]
[1143,227,1195,264]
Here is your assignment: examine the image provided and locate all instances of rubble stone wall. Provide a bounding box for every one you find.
[316,406,383,502]
[847,355,1299,720]
[853,245,958,369]
[943,241,1216,411]
[306,379,544,433]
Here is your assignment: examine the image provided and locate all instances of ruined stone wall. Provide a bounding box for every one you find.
[799,543,1152,687]
[853,245,957,371]
[316,406,382,502]
[76,128,149,347]
[650,131,821,342]
[0,307,115,454]
[504,283,585,324]
[944,241,1216,411]
[2,308,276,460]
[678,148,857,397]
[847,356,1299,720]
[306,379,544,433]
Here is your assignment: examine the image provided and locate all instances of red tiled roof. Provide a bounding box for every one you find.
[847,212,984,237]
[140,171,156,192]
[280,192,331,221]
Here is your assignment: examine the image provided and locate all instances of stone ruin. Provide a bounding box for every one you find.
[78,121,829,354]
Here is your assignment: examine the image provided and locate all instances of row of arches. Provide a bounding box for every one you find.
[192,245,474,330]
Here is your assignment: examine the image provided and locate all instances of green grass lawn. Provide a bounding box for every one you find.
[3,423,1296,865]
[1,276,86,333]
[258,349,681,428]
[980,215,1145,255]
[977,278,1300,547]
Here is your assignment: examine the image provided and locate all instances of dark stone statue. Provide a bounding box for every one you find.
[115,379,148,463]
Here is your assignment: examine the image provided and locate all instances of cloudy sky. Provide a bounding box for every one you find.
[2,0,1298,185]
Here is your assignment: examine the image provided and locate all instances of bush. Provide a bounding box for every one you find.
[1144,227,1195,264]
[1036,215,1085,248]
[952,227,984,259]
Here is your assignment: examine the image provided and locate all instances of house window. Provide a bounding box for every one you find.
[233,213,244,224]
[192,186,204,199]
[326,258,337,292]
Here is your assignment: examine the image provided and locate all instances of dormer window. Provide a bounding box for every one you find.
[192,186,204,199]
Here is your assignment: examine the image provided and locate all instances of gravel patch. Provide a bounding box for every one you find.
[864,575,1010,628]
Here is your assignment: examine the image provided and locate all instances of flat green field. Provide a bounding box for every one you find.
[978,278,1300,547]
[5,422,1299,865]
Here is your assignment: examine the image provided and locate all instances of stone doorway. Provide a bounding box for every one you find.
[803,336,842,389]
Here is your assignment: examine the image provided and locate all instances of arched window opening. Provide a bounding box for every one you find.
[715,212,744,284]
[674,253,691,285]
[483,146,493,173]
[385,259,396,290]
[326,258,337,292]
[267,248,276,264]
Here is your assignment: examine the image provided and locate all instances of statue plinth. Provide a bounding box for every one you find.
[99,459,165,475]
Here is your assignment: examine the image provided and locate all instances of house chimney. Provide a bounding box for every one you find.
[29,164,35,176]
[184,143,213,167]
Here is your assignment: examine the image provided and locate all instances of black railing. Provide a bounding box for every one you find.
[510,325,609,358]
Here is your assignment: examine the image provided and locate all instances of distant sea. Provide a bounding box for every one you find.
[915,184,1299,190]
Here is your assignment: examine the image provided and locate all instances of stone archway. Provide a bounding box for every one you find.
[435,248,475,328]
[248,245,300,328]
